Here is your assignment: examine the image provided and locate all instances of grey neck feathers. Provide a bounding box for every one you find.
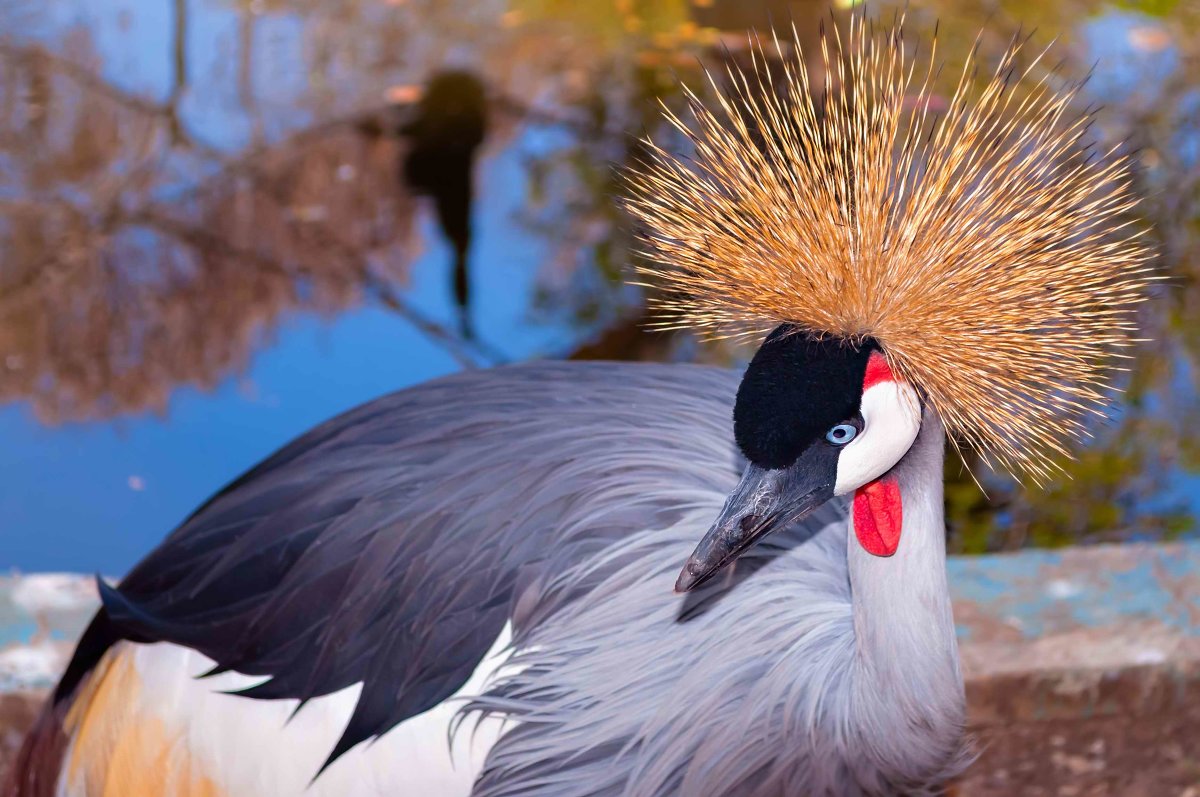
[846,408,968,789]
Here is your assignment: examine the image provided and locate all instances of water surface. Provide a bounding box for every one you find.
[1,0,1197,573]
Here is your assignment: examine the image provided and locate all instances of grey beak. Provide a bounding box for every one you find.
[675,449,837,593]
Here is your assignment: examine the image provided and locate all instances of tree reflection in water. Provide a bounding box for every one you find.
[0,0,1197,550]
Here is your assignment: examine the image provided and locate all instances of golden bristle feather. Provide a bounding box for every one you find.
[626,16,1156,482]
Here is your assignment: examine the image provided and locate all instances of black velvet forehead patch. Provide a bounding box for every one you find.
[734,325,877,470]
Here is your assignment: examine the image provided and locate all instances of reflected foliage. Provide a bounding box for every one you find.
[0,33,421,421]
[898,1,1200,551]
[0,0,1197,550]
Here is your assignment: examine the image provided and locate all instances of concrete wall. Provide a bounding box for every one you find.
[3,541,1199,793]
[949,541,1200,795]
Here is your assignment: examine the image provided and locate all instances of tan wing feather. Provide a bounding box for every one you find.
[626,16,1155,481]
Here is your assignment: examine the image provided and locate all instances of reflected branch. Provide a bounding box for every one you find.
[168,0,187,144]
[0,36,508,418]
[125,207,501,371]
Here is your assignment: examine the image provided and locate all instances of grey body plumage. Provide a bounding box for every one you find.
[470,365,967,796]
[63,361,966,795]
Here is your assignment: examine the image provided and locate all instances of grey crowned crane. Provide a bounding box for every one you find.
[5,19,1152,797]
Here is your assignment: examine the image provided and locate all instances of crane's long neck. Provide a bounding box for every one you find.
[845,408,966,783]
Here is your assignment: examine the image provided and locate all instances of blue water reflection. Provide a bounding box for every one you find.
[0,134,581,573]
[2,0,1198,574]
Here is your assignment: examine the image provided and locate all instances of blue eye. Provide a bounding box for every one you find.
[826,423,858,445]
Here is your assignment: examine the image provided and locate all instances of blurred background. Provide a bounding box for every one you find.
[0,0,1195,575]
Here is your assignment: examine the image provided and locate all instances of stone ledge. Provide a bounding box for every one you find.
[950,540,1200,727]
[2,540,1198,791]
[0,573,94,694]
[966,658,1200,726]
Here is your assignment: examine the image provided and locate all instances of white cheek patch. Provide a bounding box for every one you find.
[833,380,922,495]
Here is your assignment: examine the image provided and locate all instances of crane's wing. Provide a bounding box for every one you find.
[41,362,742,774]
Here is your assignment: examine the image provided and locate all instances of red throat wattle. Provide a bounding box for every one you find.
[853,476,902,556]
[853,351,903,556]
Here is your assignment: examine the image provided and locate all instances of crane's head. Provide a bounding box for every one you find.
[628,18,1155,591]
[675,326,919,591]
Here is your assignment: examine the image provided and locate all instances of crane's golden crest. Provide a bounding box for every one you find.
[626,17,1155,482]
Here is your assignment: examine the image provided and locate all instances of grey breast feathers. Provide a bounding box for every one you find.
[470,492,854,797]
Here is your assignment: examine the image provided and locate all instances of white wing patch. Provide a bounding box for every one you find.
[61,626,518,797]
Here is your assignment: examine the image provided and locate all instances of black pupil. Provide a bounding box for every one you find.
[833,427,847,439]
